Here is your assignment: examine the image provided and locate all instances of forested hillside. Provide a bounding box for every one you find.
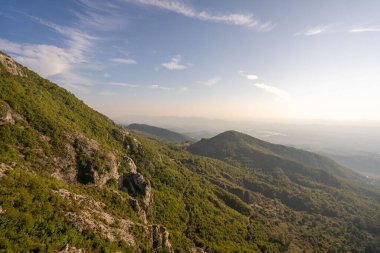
[0,52,379,252]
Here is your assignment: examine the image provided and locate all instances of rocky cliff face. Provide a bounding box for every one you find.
[118,156,154,226]
[53,187,173,253]
[0,53,26,77]
[119,172,153,210]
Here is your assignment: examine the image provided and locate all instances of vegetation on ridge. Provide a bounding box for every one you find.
[128,123,194,143]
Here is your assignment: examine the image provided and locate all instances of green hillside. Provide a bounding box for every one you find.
[0,52,379,252]
[128,123,193,143]
[188,130,379,196]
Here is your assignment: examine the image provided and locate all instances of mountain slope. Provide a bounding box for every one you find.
[128,123,193,143]
[188,130,377,192]
[0,51,293,252]
[1,52,379,252]
[189,130,356,177]
[187,130,380,238]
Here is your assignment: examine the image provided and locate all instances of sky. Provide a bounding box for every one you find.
[1,0,380,123]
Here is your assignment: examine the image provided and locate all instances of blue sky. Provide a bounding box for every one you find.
[1,0,380,122]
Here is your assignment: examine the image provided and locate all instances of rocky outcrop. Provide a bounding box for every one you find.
[0,53,26,77]
[129,198,148,224]
[124,155,137,173]
[118,155,153,225]
[55,244,85,253]
[92,152,120,185]
[0,163,12,178]
[53,189,137,247]
[0,100,22,126]
[53,132,123,185]
[152,225,173,253]
[53,188,173,252]
[119,172,153,211]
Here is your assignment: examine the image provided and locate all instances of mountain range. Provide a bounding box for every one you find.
[127,123,194,143]
[0,51,379,252]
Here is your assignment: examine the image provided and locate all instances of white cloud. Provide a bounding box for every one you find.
[111,58,137,64]
[254,83,290,99]
[296,23,380,36]
[199,77,221,86]
[294,24,334,36]
[239,70,258,80]
[349,26,380,33]
[305,26,328,36]
[0,39,71,77]
[129,0,273,30]
[0,16,97,93]
[0,38,94,94]
[108,82,140,88]
[162,55,190,70]
[108,82,177,91]
[150,84,172,90]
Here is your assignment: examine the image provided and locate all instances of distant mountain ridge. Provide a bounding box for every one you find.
[128,123,193,143]
[189,130,349,175]
[189,130,377,197]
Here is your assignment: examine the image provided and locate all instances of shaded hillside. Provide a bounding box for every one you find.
[188,130,371,187]
[188,130,380,228]
[0,52,379,252]
[128,123,193,143]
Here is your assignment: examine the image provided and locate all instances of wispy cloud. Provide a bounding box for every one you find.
[111,58,137,64]
[238,70,289,99]
[349,26,380,33]
[239,70,258,80]
[0,14,98,93]
[198,77,221,86]
[108,82,172,91]
[162,55,191,70]
[296,23,380,36]
[150,84,172,90]
[74,0,125,31]
[304,26,328,36]
[128,0,273,31]
[294,24,335,36]
[108,82,140,88]
[254,83,290,99]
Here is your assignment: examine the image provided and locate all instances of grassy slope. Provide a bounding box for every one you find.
[0,53,279,252]
[189,131,380,198]
[0,53,379,252]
